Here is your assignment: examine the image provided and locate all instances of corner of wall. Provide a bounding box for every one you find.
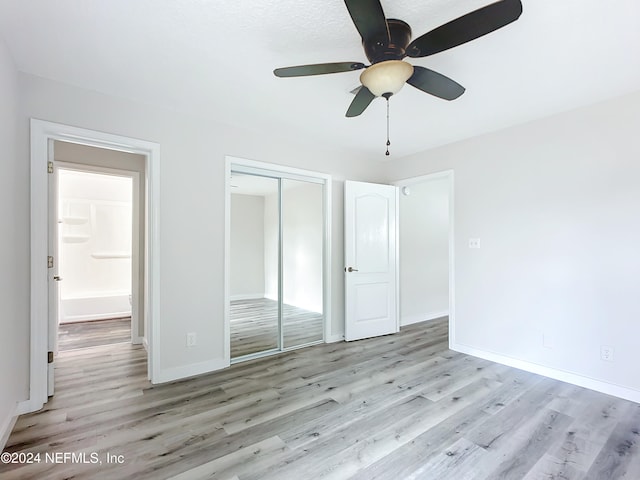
[0,32,30,449]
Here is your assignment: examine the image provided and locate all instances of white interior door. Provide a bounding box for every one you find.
[47,140,59,396]
[344,180,398,341]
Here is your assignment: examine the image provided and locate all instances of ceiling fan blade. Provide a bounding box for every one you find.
[346,86,376,117]
[406,66,465,100]
[274,62,366,78]
[406,0,523,58]
[344,0,389,43]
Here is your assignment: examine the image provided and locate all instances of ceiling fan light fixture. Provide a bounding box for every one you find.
[359,60,414,97]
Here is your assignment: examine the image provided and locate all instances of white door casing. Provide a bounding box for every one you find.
[47,141,58,396]
[344,180,398,341]
[24,119,160,415]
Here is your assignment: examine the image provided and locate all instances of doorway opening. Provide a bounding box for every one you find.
[55,163,138,352]
[25,120,160,415]
[47,141,146,397]
[225,157,332,363]
[395,171,454,340]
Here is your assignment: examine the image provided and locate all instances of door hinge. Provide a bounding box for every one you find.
[48,351,54,363]
[48,161,54,174]
[48,256,54,268]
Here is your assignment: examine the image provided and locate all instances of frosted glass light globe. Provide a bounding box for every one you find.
[360,60,414,97]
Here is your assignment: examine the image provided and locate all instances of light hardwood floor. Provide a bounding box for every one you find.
[3,318,640,479]
[58,317,131,351]
[230,298,323,358]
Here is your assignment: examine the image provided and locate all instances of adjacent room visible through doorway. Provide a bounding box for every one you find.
[56,167,134,351]
[397,171,453,331]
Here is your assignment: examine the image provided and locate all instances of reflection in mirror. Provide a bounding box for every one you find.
[281,179,324,348]
[229,173,280,358]
[229,171,325,361]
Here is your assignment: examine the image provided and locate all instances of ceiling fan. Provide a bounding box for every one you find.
[274,0,523,122]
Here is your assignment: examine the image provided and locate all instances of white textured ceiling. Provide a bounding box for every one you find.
[1,0,639,159]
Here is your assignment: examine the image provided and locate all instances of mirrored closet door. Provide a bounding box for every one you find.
[229,167,325,361]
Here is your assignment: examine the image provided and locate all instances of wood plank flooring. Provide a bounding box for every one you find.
[230,298,323,358]
[3,318,640,479]
[58,317,131,351]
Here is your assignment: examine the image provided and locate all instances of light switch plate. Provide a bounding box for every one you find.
[468,238,481,249]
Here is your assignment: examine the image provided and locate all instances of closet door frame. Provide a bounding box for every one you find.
[224,156,332,364]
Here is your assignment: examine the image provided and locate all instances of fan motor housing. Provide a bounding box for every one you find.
[364,19,412,64]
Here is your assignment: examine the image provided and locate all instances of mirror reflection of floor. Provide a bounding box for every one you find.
[230,298,323,359]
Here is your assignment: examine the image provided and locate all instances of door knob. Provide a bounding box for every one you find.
[54,276,63,281]
[346,267,359,273]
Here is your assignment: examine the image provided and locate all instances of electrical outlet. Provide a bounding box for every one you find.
[186,332,197,347]
[600,345,614,362]
[468,238,481,249]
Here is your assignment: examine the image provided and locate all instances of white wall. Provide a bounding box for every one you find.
[399,178,449,325]
[230,194,265,299]
[0,38,23,446]
[16,73,386,384]
[385,90,640,402]
[58,169,133,322]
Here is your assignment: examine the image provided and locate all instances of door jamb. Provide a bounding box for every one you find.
[21,119,161,414]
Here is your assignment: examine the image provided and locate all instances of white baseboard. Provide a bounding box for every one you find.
[153,358,229,384]
[1,404,18,451]
[326,333,345,343]
[452,342,640,404]
[230,294,264,301]
[132,335,143,346]
[401,310,449,327]
[16,397,42,416]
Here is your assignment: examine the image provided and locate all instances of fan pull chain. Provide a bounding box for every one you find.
[385,96,391,156]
